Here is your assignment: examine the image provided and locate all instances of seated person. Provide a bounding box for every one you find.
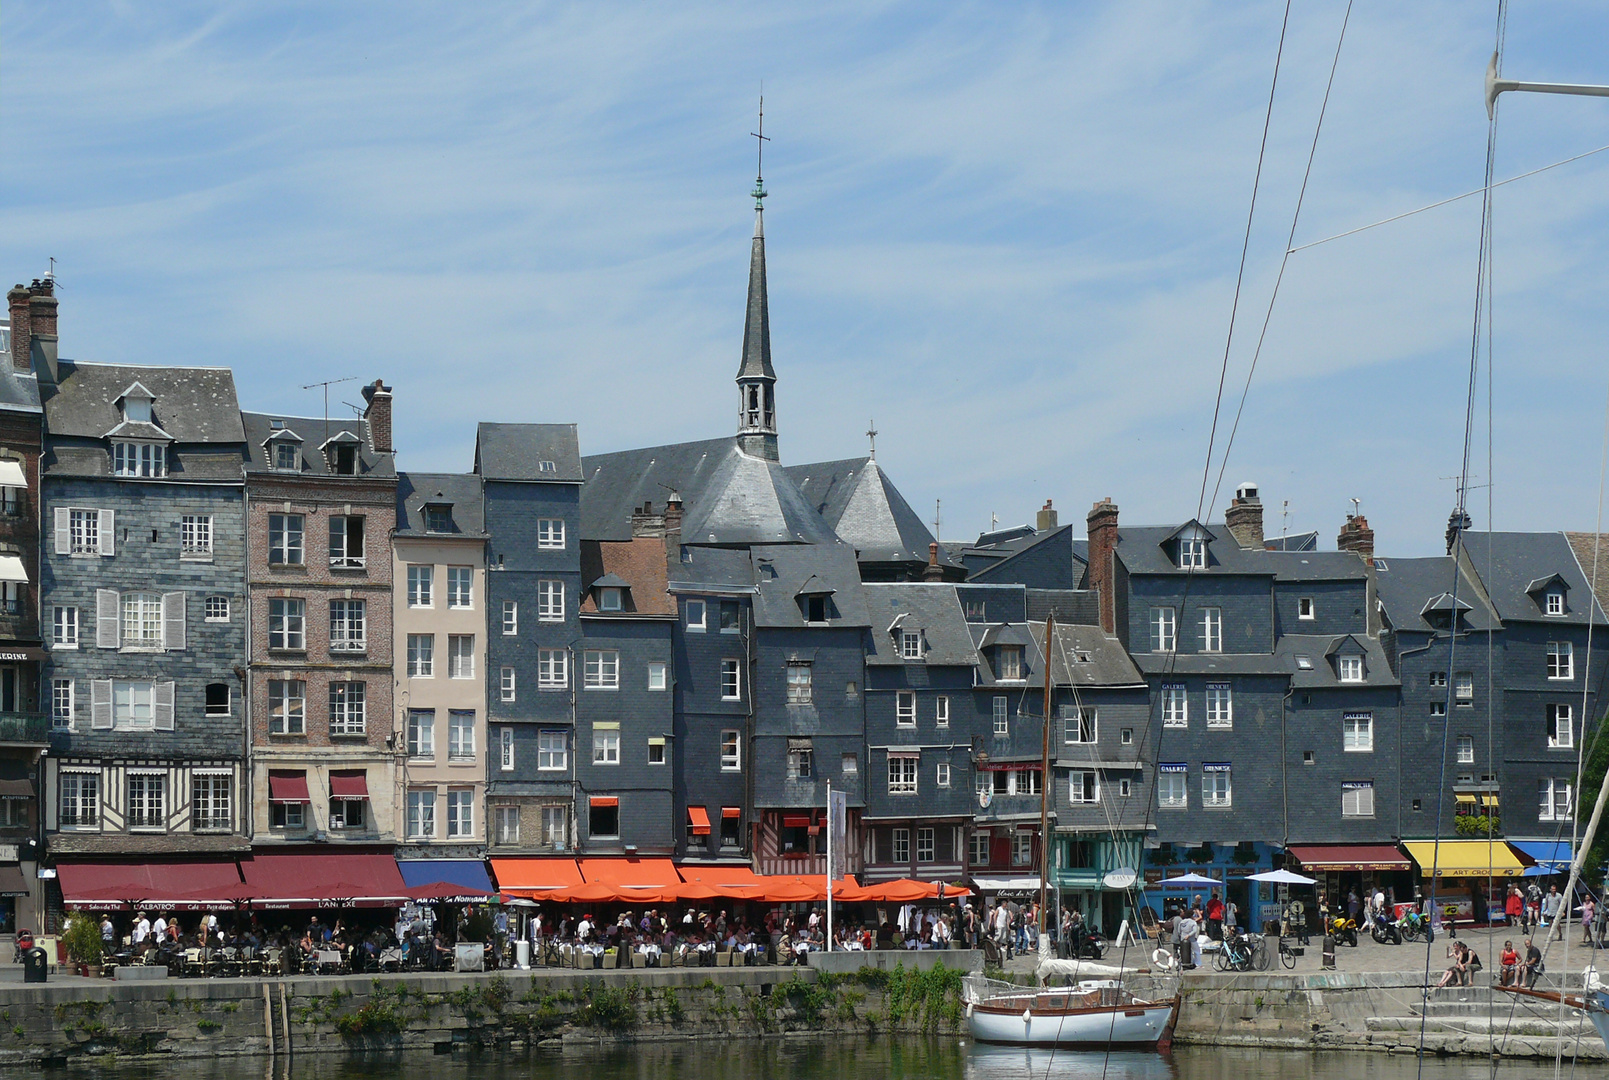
[1435,943,1469,989]
[1499,941,1520,987]
[1523,938,1543,988]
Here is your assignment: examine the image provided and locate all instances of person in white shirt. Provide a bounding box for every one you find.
[576,916,594,943]
[151,915,168,942]
[133,915,151,945]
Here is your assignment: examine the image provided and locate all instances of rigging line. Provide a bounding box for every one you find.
[1209,0,1352,515]
[1286,141,1609,254]
[1195,0,1292,529]
[1484,83,1500,1068]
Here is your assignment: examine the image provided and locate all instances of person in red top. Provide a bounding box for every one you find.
[1499,940,1520,986]
[1506,885,1524,929]
[1205,891,1226,941]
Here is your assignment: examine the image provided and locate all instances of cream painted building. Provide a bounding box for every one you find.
[392,473,487,858]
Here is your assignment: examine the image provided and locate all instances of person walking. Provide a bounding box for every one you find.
[1582,895,1598,948]
[1542,885,1563,939]
[1205,890,1225,941]
[1346,888,1361,924]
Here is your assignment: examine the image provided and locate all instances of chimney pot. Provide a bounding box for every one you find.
[1338,512,1376,565]
[922,541,944,582]
[1036,499,1059,532]
[1225,481,1265,550]
[361,379,393,455]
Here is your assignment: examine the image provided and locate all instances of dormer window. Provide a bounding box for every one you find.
[113,442,165,478]
[1546,590,1565,617]
[332,444,357,475]
[803,595,828,622]
[599,588,622,612]
[273,441,299,471]
[425,505,453,533]
[1178,537,1205,570]
[796,578,834,624]
[900,631,922,660]
[997,646,1023,681]
[1337,655,1364,682]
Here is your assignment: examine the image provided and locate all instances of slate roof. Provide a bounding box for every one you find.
[784,456,945,566]
[1032,622,1147,688]
[241,412,395,479]
[1115,524,1277,576]
[474,422,583,483]
[1025,588,1102,625]
[666,545,756,592]
[863,583,975,666]
[967,525,1089,587]
[579,538,675,616]
[737,210,776,382]
[1458,531,1607,625]
[1566,532,1609,618]
[0,365,41,413]
[968,622,1045,688]
[1133,653,1293,677]
[1373,555,1498,633]
[396,472,485,536]
[751,544,871,628]
[1265,550,1369,582]
[1274,634,1400,689]
[1265,531,1319,552]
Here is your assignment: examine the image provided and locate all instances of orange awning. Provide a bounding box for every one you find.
[688,806,712,835]
[589,796,619,808]
[578,857,680,892]
[722,806,742,819]
[676,864,765,897]
[489,857,583,896]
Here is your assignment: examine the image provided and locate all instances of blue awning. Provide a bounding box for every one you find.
[1511,840,1572,871]
[396,859,494,893]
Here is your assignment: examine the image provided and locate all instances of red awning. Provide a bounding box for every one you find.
[490,857,583,896]
[676,865,765,894]
[1287,844,1412,871]
[329,772,369,799]
[722,806,742,819]
[239,851,408,908]
[59,860,244,911]
[589,796,618,808]
[578,857,680,890]
[782,815,811,827]
[687,806,712,835]
[268,771,311,804]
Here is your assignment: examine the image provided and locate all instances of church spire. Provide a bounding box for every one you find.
[737,97,778,461]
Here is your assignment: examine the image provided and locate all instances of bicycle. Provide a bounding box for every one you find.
[1276,936,1299,969]
[1213,934,1259,972]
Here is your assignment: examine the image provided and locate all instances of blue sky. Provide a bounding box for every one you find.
[5,2,1609,555]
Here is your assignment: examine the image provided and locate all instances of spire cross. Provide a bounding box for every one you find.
[750,96,770,208]
[866,419,878,459]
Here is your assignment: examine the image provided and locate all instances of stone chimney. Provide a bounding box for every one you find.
[1337,513,1375,564]
[922,541,945,582]
[1086,498,1119,634]
[1037,500,1058,532]
[361,379,393,455]
[631,500,667,538]
[1224,482,1264,550]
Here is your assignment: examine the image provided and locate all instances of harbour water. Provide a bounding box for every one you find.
[30,1038,1588,1080]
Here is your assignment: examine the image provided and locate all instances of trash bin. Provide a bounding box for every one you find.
[514,939,530,970]
[22,946,47,983]
[1322,935,1336,970]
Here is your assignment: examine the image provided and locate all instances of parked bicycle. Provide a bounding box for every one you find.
[1213,932,1260,972]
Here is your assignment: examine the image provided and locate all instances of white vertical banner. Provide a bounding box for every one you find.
[828,787,848,878]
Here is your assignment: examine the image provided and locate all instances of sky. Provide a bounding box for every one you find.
[5,2,1609,556]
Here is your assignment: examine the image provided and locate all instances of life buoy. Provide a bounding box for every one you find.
[1152,948,1177,971]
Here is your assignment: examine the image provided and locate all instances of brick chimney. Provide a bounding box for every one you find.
[664,490,683,539]
[360,379,393,455]
[1337,513,1375,564]
[922,541,945,582]
[8,277,56,375]
[1086,498,1119,634]
[1037,499,1058,532]
[1224,482,1264,550]
[7,286,30,373]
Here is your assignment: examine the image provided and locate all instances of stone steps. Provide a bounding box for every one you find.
[1366,1014,1597,1038]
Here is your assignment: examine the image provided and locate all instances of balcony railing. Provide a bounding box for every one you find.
[0,713,48,745]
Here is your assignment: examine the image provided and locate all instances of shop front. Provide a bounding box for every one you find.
[1053,833,1143,936]
[1402,839,1529,925]
[1285,843,1414,918]
[1143,841,1281,932]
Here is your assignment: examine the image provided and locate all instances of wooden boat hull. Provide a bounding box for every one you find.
[966,998,1177,1047]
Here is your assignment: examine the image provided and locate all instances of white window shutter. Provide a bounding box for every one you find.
[90,680,113,729]
[98,509,115,555]
[54,508,71,555]
[154,682,175,730]
[96,589,120,649]
[162,592,186,651]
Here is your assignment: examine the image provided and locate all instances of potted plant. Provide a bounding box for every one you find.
[62,913,103,977]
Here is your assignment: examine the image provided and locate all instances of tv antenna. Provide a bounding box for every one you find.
[302,376,359,448]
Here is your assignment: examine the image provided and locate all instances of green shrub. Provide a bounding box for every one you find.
[62,914,103,966]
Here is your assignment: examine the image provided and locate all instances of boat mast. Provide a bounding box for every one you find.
[1038,615,1054,948]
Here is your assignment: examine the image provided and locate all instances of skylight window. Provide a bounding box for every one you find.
[1295,655,1313,670]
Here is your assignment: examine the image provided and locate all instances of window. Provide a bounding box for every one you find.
[597,587,622,612]
[1118,778,1132,798]
[127,773,165,829]
[720,659,741,700]
[720,600,740,632]
[1547,703,1574,749]
[1430,671,1449,688]
[496,805,520,844]
[407,790,437,839]
[180,515,212,557]
[537,518,565,549]
[896,691,916,726]
[969,831,991,865]
[937,762,951,787]
[1150,607,1176,653]
[720,729,741,770]
[60,772,99,828]
[993,696,1008,735]
[268,513,304,565]
[407,634,434,677]
[1431,701,1447,717]
[113,442,165,478]
[1341,781,1375,818]
[1158,767,1188,808]
[448,635,475,679]
[1205,684,1232,729]
[407,709,435,759]
[1454,671,1473,702]
[121,592,163,647]
[1546,590,1565,616]
[501,600,517,635]
[593,728,620,765]
[584,650,619,689]
[538,729,567,771]
[1015,769,1042,796]
[51,679,74,729]
[841,753,858,776]
[538,649,567,688]
[329,441,358,476]
[788,741,813,779]
[537,580,564,621]
[916,827,935,863]
[271,801,304,830]
[446,790,474,838]
[268,680,305,735]
[443,566,473,609]
[892,828,910,864]
[329,599,366,652]
[686,599,706,631]
[1063,705,1096,744]
[997,646,1023,680]
[1457,735,1474,763]
[105,680,158,730]
[424,505,453,532]
[1547,642,1574,680]
[1121,728,1133,744]
[204,596,229,621]
[267,598,305,651]
[648,737,666,765]
[205,682,231,716]
[647,662,668,691]
[1298,597,1315,620]
[272,440,298,471]
[786,661,813,704]
[52,606,78,648]
[330,796,365,831]
[407,565,433,607]
[1338,655,1364,683]
[1068,770,1098,804]
[192,774,231,831]
[498,727,514,771]
[329,682,365,735]
[1200,607,1222,652]
[65,507,105,556]
[542,806,568,848]
[1178,537,1205,569]
[500,667,516,702]
[448,710,476,761]
[1343,712,1373,752]
[1162,684,1187,728]
[900,631,922,659]
[327,515,364,568]
[936,696,949,727]
[589,799,619,838]
[1201,766,1232,808]
[1541,778,1573,821]
[1012,833,1033,867]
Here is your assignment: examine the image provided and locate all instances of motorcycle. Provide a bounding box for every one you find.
[1328,916,1359,947]
[1368,909,1400,944]
[1396,910,1433,943]
[1067,929,1107,961]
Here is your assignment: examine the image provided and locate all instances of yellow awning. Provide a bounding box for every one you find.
[1454,793,1477,805]
[1403,840,1527,878]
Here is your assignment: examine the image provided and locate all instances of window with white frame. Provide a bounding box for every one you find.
[113,442,165,478]
[1201,607,1222,652]
[59,772,99,828]
[328,515,364,568]
[584,650,619,689]
[447,567,473,609]
[841,753,858,777]
[537,580,563,621]
[1117,778,1132,798]
[126,772,165,829]
[593,727,620,764]
[1341,781,1374,818]
[271,799,304,831]
[499,727,514,770]
[1342,712,1373,752]
[597,587,622,611]
[537,518,565,549]
[1547,703,1574,749]
[407,565,433,607]
[1068,770,1098,803]
[180,515,212,557]
[993,696,1009,735]
[1540,778,1573,821]
[272,439,299,471]
[1012,833,1033,867]
[1298,597,1315,619]
[501,600,517,635]
[1013,769,1042,796]
[720,729,741,770]
[537,729,567,771]
[268,513,303,565]
[1337,655,1364,683]
[267,598,304,650]
[1205,683,1232,729]
[1547,642,1574,680]
[329,599,366,652]
[892,828,910,864]
[121,592,163,647]
[896,691,916,726]
[407,633,434,677]
[936,696,949,726]
[500,666,516,702]
[937,762,951,787]
[968,831,990,865]
[65,507,106,556]
[1454,671,1473,701]
[204,596,229,621]
[648,737,666,765]
[105,680,160,730]
[537,649,567,688]
[446,790,474,838]
[1063,705,1096,744]
[424,505,452,532]
[51,679,74,729]
[720,659,740,700]
[329,681,366,735]
[407,790,437,839]
[786,662,812,704]
[686,599,706,630]
[541,805,568,847]
[495,805,520,844]
[888,755,918,794]
[647,662,667,691]
[787,739,813,779]
[192,773,232,831]
[900,631,922,659]
[1201,765,1232,808]
[1431,701,1447,717]
[52,606,77,648]
[1457,734,1474,763]
[268,680,305,734]
[1430,671,1448,688]
[996,646,1022,680]
[1162,684,1187,728]
[448,635,475,679]
[1546,590,1565,616]
[407,709,434,759]
[1178,536,1205,569]
[203,682,230,717]
[1150,607,1176,653]
[448,710,475,761]
[916,827,935,863]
